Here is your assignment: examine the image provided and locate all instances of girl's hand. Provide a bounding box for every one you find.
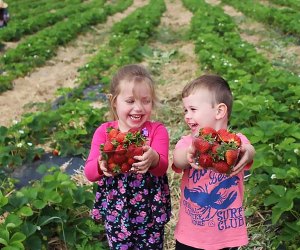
[132,145,159,174]
[98,157,114,177]
[230,144,255,176]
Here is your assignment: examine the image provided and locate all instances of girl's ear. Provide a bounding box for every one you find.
[216,103,227,120]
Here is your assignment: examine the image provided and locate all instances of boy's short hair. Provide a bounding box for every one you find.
[182,74,233,119]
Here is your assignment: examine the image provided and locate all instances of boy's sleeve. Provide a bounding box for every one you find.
[148,123,169,177]
[237,133,253,170]
[84,125,107,182]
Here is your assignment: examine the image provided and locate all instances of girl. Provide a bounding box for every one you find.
[0,1,9,28]
[84,64,171,249]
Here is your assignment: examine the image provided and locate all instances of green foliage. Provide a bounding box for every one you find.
[0,169,107,249]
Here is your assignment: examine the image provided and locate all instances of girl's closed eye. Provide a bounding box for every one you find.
[125,98,134,104]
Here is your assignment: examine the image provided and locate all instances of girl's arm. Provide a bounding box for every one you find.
[84,125,107,182]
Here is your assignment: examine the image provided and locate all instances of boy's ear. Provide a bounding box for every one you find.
[216,103,227,119]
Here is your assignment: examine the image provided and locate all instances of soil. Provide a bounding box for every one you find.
[0,0,148,127]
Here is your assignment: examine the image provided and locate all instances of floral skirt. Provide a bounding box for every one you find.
[92,172,171,249]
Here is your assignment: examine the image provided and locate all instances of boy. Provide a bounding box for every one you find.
[172,74,255,249]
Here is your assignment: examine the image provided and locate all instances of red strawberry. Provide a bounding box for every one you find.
[121,163,131,173]
[199,153,213,168]
[212,161,230,174]
[116,132,126,143]
[127,157,135,165]
[108,162,120,173]
[115,144,126,154]
[108,128,119,140]
[133,147,143,156]
[193,137,211,153]
[103,141,114,152]
[126,144,137,157]
[200,127,217,138]
[113,153,127,165]
[128,128,140,134]
[52,149,59,156]
[217,128,230,142]
[225,149,239,166]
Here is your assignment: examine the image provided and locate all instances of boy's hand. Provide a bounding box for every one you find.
[230,144,255,176]
[187,145,200,170]
[132,145,159,174]
[98,157,114,177]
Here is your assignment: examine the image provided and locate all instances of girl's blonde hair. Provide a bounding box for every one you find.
[108,64,159,120]
[182,74,233,119]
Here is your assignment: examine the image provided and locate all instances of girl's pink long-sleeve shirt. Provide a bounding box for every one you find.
[84,120,169,182]
[173,133,251,249]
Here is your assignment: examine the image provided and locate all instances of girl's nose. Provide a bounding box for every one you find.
[133,101,143,111]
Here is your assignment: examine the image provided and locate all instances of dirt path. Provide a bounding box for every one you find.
[0,0,148,127]
[206,0,300,74]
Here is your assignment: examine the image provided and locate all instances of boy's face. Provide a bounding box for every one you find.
[183,88,217,136]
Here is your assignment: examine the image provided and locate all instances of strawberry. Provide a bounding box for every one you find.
[116,132,126,143]
[103,141,114,152]
[121,163,131,173]
[200,127,217,138]
[127,157,135,165]
[115,144,126,154]
[193,137,211,153]
[217,128,230,142]
[113,153,127,165]
[225,149,239,166]
[133,147,143,156]
[128,128,140,134]
[199,153,213,168]
[52,149,59,156]
[108,128,119,140]
[212,161,230,174]
[126,144,137,157]
[108,162,120,174]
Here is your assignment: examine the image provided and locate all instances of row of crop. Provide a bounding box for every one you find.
[0,0,84,41]
[182,0,300,248]
[268,0,300,11]
[0,1,167,248]
[0,0,166,172]
[0,0,135,169]
[6,0,58,13]
[10,0,71,20]
[0,0,133,93]
[222,0,300,38]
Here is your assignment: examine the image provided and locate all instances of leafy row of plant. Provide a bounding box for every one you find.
[0,1,167,248]
[0,168,108,249]
[0,0,133,93]
[268,0,300,11]
[222,0,300,38]
[0,0,84,42]
[182,0,300,248]
[10,0,72,20]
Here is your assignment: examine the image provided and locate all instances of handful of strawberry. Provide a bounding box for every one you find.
[100,127,147,175]
[193,127,241,175]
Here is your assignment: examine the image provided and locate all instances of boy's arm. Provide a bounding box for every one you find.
[230,133,255,176]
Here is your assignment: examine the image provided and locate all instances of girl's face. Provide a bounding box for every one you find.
[114,80,153,132]
[183,88,218,136]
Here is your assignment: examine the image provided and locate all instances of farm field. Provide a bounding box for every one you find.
[0,0,299,249]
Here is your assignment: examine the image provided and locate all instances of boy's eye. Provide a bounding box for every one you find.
[143,99,152,104]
